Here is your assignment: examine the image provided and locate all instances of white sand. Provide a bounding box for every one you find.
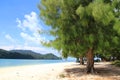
[0,62,73,80]
[0,62,120,80]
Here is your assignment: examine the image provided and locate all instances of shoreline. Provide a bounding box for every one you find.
[0,59,73,68]
[0,60,73,68]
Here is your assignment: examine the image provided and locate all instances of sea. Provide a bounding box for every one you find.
[0,59,75,68]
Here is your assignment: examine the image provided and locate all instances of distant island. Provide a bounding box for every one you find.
[0,49,61,60]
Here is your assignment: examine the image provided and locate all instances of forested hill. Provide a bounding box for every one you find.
[0,49,61,59]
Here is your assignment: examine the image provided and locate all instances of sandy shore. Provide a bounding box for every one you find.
[0,62,120,80]
[0,62,73,80]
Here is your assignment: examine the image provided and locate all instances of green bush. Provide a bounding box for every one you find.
[59,74,65,78]
[112,60,120,67]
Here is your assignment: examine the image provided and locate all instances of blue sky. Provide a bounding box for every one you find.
[0,0,59,55]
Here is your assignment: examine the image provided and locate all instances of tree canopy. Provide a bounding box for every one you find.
[39,0,120,73]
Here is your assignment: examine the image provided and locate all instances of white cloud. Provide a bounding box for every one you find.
[20,32,36,42]
[13,11,56,55]
[16,11,42,32]
[20,32,46,44]
[0,46,14,50]
[16,18,25,31]
[16,11,48,45]
[5,34,15,43]
[0,45,59,55]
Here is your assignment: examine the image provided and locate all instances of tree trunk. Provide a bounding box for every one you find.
[86,48,94,73]
[80,56,84,65]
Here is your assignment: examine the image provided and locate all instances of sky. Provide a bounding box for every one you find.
[0,0,59,56]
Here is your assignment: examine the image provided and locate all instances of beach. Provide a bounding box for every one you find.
[0,62,120,80]
[0,62,70,80]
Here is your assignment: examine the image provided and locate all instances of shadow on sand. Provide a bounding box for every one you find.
[64,62,120,79]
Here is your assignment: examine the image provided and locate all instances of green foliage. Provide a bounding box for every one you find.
[76,5,85,19]
[39,0,120,59]
[112,60,120,67]
[91,0,114,25]
[113,20,120,34]
[110,48,120,60]
[113,0,120,34]
[59,73,65,78]
[112,36,119,45]
[98,52,111,61]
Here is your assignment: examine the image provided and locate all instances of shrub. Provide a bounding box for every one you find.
[112,60,120,67]
[59,74,65,78]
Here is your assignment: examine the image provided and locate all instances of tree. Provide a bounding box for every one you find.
[38,0,119,73]
[110,0,120,61]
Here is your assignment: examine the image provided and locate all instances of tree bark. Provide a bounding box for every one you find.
[86,48,94,73]
[80,56,84,65]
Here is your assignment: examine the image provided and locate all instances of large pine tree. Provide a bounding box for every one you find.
[39,0,119,73]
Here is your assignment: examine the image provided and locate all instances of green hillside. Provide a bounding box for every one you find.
[0,49,61,60]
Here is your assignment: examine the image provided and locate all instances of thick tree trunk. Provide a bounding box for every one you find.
[86,48,94,73]
[80,56,84,65]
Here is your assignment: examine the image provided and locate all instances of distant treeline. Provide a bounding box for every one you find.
[0,49,61,60]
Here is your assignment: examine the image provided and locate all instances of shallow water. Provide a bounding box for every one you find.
[0,59,74,68]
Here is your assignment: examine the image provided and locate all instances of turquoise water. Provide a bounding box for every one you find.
[0,59,74,68]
